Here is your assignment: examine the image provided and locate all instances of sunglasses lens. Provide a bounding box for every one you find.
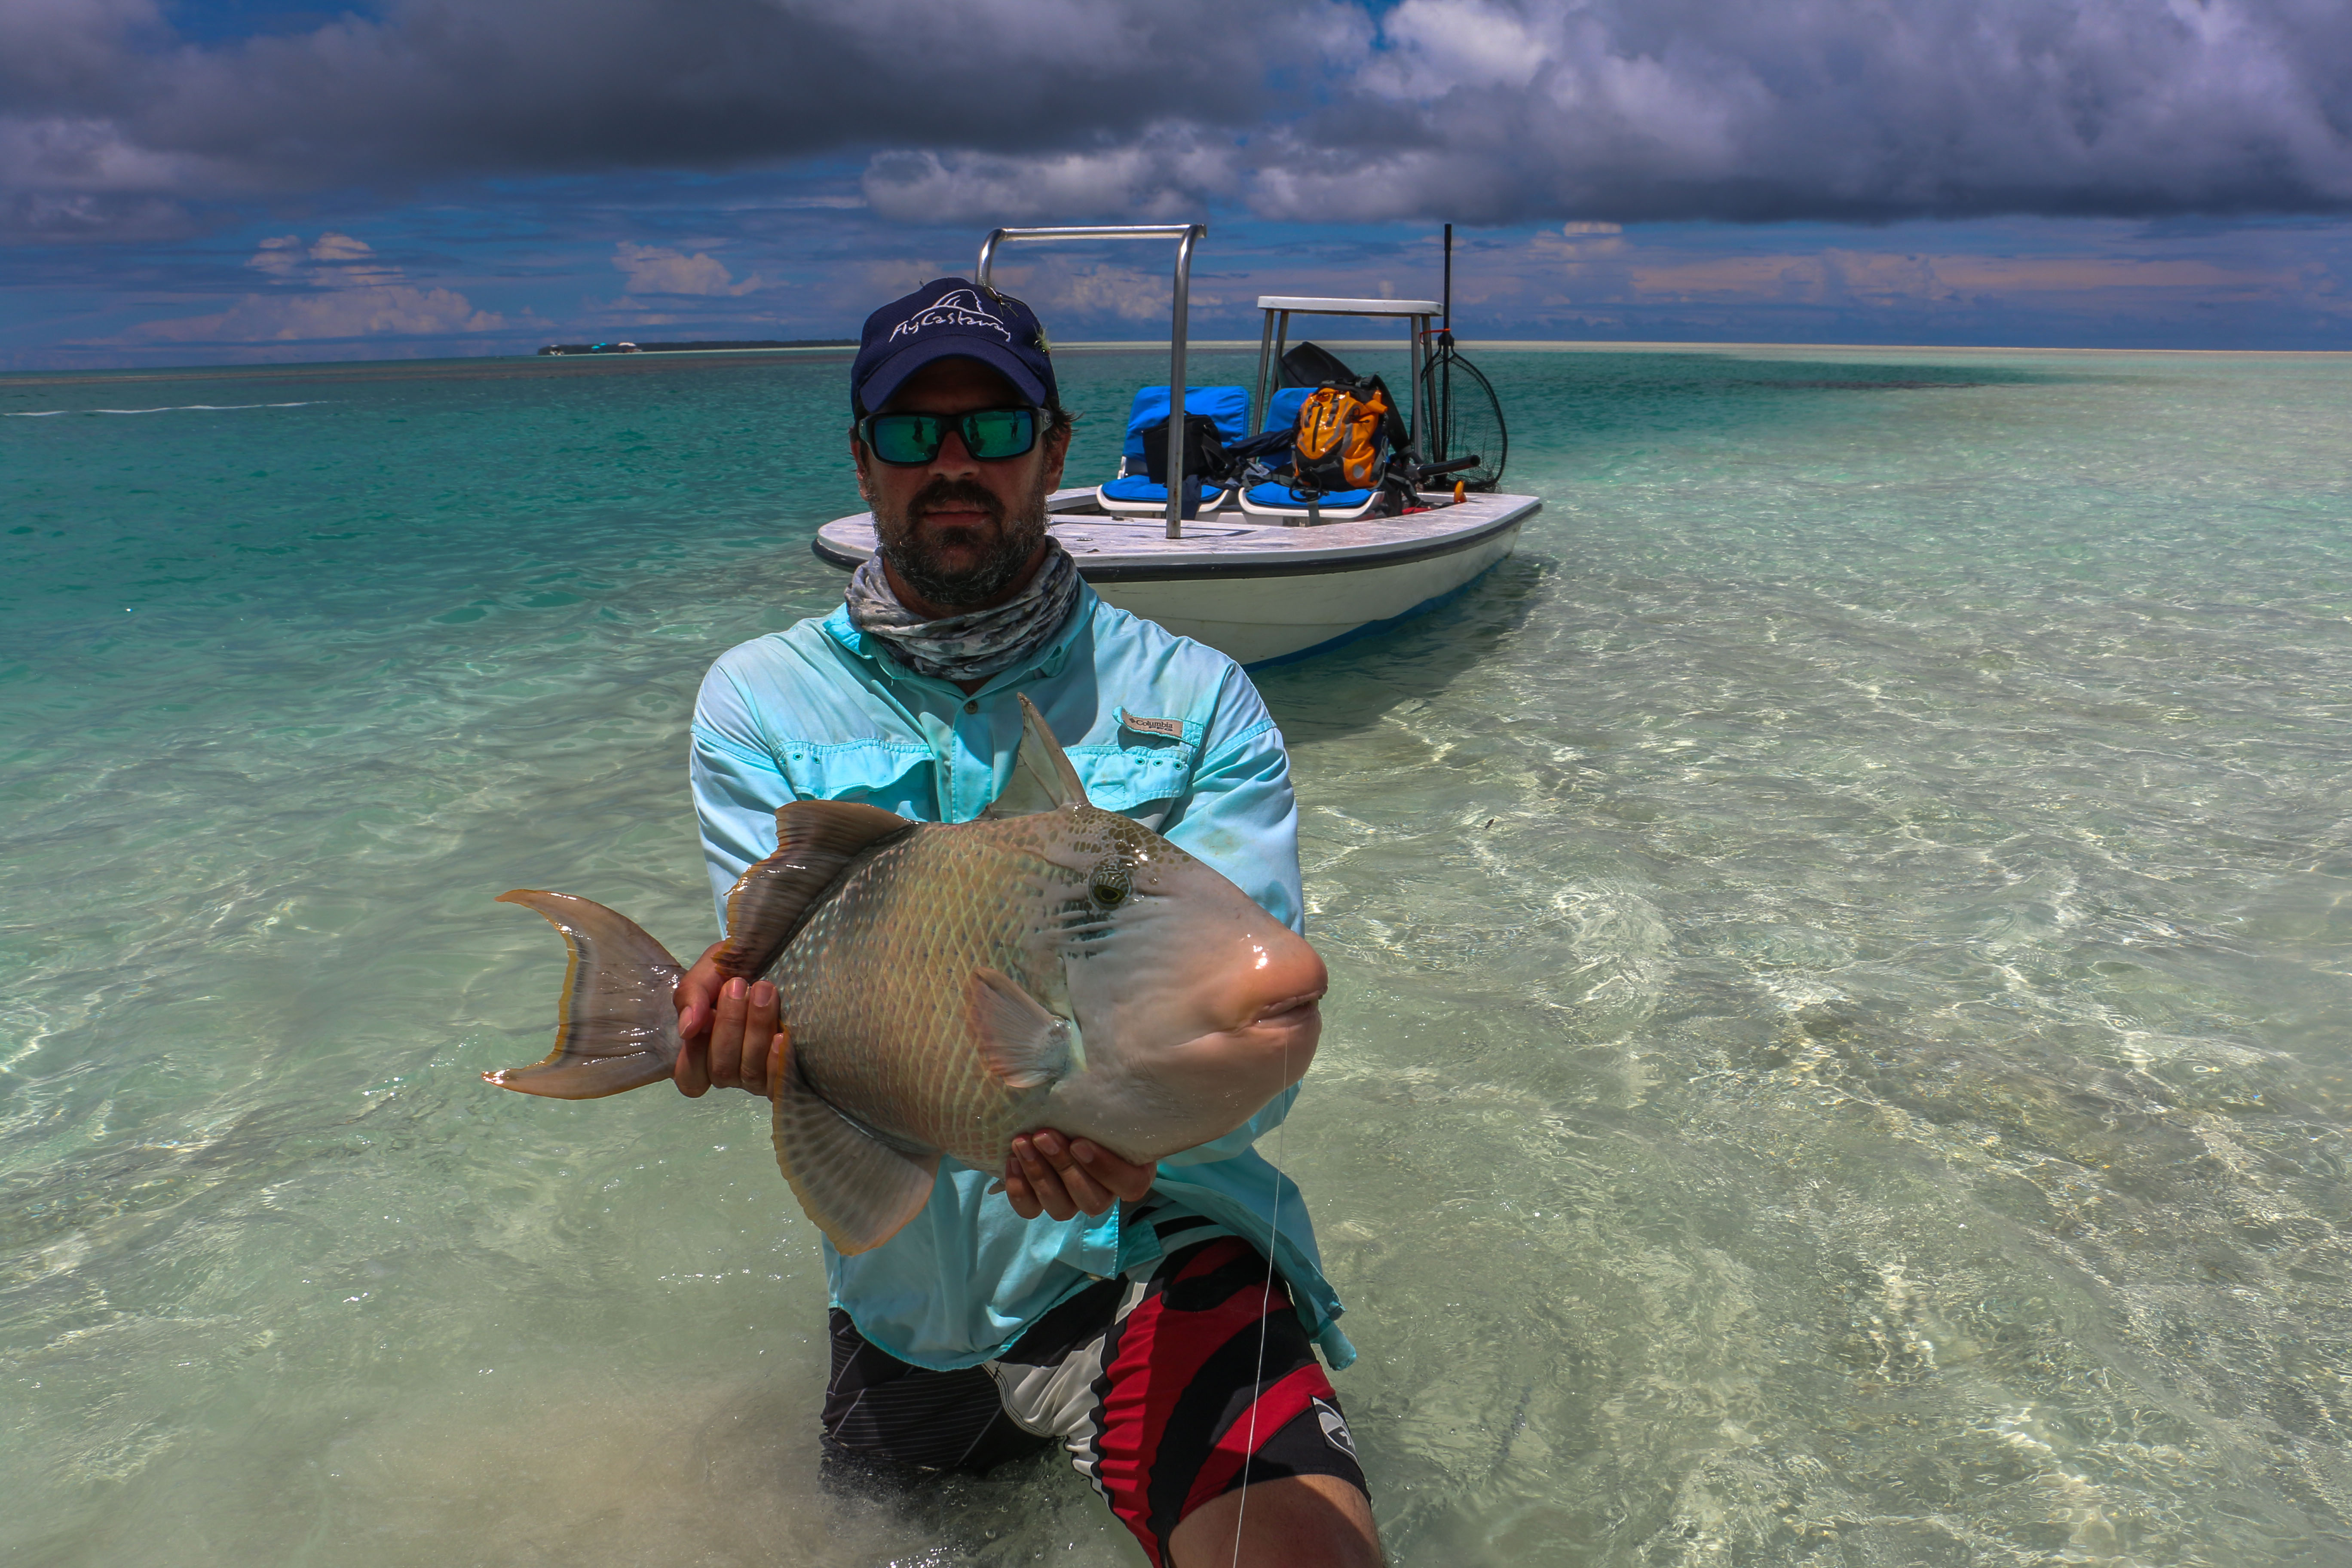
[863,408,1038,464]
[962,407,1036,459]
[867,414,942,464]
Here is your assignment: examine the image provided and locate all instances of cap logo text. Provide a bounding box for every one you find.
[889,288,1010,344]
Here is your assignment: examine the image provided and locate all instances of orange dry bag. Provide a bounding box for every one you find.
[1293,385,1392,492]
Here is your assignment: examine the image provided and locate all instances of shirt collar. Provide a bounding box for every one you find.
[822,576,1097,698]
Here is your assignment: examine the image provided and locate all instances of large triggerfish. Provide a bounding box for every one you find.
[487,697,1328,1255]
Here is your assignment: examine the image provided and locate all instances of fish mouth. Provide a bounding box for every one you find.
[1238,992,1324,1062]
[1235,995,1322,1088]
[1252,990,1325,1024]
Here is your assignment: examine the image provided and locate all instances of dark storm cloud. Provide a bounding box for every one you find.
[4,0,2351,241]
[1259,0,2352,224]
[0,0,1351,191]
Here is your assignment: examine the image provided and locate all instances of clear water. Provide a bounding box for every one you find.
[6,345,2351,1567]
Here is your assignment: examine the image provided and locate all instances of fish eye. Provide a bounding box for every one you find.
[1089,863,1131,909]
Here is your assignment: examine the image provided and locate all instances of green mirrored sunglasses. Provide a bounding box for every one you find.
[858,406,1039,465]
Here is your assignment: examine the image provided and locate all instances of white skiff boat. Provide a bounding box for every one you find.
[812,224,1540,668]
[815,486,1536,668]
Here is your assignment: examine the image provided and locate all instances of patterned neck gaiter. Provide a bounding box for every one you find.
[845,538,1081,684]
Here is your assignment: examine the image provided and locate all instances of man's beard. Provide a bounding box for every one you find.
[874,474,1052,611]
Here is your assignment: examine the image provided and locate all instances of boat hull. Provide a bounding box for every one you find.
[813,490,1540,668]
[1088,520,1524,665]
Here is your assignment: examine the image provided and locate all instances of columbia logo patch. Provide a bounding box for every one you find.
[889,288,1009,344]
[1120,710,1186,741]
[1312,1398,1357,1459]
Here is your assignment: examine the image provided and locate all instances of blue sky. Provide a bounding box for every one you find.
[6,0,2352,368]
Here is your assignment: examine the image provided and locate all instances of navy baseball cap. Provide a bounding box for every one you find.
[851,277,1058,416]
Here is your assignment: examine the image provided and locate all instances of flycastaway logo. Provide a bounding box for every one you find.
[889,289,1010,344]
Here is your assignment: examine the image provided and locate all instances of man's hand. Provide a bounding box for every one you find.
[1003,1131,1157,1221]
[672,940,781,1096]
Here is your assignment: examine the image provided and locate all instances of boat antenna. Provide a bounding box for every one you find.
[1442,222,1453,331]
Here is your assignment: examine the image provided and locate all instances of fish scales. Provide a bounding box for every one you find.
[766,813,1100,1170]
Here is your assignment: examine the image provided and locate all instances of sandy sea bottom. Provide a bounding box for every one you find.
[5,344,2352,1566]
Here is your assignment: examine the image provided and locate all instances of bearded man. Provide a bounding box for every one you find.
[665,279,1382,1568]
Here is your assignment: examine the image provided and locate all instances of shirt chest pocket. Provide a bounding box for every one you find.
[779,741,935,817]
[1068,744,1196,827]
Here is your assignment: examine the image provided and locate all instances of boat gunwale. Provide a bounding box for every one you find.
[811,490,1541,582]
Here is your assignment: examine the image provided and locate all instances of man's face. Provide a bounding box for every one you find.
[853,357,1071,610]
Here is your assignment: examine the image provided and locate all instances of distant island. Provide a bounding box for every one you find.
[536,339,854,355]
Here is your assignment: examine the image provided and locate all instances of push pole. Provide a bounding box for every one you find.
[1166,225,1204,540]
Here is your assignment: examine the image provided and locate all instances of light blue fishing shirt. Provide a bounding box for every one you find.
[689,579,1354,1373]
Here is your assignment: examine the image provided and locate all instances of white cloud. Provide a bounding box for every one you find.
[981,257,1213,323]
[1363,0,1550,95]
[129,285,504,343]
[246,231,401,287]
[861,131,1239,225]
[611,241,762,296]
[116,229,502,342]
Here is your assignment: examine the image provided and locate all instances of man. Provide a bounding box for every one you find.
[667,279,1380,1568]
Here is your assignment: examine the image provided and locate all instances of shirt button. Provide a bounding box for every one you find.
[964,700,979,714]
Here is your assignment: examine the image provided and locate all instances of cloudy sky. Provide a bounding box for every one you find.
[6,0,2352,368]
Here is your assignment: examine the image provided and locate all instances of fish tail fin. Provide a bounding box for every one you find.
[772,1062,938,1255]
[487,890,685,1099]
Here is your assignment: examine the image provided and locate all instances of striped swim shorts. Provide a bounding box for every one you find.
[821,1211,1366,1566]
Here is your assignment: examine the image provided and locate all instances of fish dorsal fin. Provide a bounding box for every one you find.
[713,800,913,980]
[982,695,1088,818]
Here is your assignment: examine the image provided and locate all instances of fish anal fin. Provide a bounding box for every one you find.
[487,890,683,1099]
[982,695,1090,818]
[771,1059,939,1256]
[715,800,913,979]
[966,967,1075,1090]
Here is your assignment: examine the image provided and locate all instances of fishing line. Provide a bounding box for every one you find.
[1228,1032,1290,1568]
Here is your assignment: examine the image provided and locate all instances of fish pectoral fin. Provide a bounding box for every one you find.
[772,1064,939,1256]
[715,801,913,979]
[966,967,1076,1090]
[487,891,683,1099]
[981,694,1090,818]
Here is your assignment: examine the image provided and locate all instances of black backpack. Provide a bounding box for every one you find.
[1279,340,1359,391]
[1137,415,1234,488]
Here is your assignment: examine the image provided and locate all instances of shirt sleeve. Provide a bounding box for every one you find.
[689,655,796,933]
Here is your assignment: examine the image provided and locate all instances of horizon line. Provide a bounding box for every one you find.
[8,337,2352,384]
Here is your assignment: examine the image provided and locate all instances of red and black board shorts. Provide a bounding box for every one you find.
[821,1212,1366,1567]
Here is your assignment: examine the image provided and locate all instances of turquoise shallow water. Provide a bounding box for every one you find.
[6,344,2352,1566]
